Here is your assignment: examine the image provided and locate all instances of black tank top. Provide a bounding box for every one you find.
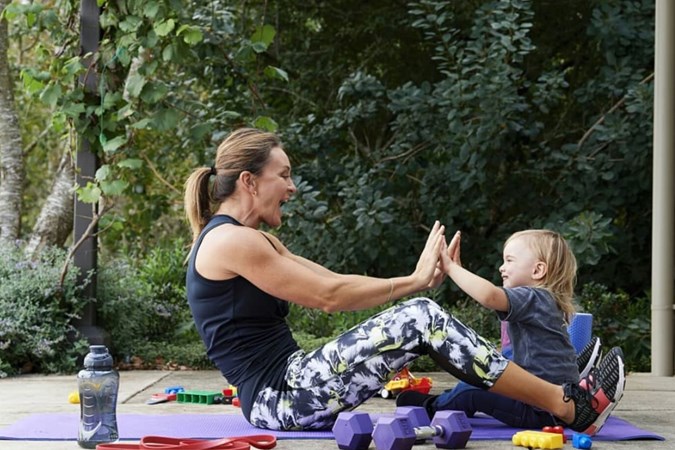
[186,215,300,419]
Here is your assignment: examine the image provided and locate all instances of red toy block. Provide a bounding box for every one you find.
[542,425,567,443]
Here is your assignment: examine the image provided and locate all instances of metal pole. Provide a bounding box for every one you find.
[651,0,674,376]
[73,0,107,345]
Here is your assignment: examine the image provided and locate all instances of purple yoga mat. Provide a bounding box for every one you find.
[0,412,663,441]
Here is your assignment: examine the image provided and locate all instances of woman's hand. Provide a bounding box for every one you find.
[427,263,446,289]
[412,221,445,288]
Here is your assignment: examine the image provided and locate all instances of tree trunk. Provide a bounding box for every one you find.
[0,0,25,244]
[24,149,75,258]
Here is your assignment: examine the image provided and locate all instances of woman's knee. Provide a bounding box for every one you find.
[399,296,443,314]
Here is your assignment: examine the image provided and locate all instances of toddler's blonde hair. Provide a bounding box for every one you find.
[506,229,577,324]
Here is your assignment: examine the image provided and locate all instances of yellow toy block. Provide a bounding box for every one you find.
[512,430,564,449]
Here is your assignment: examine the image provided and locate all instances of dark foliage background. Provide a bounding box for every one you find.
[0,0,655,375]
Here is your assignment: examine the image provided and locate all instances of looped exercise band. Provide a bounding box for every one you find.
[94,434,277,450]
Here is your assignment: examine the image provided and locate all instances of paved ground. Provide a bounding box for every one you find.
[0,370,672,450]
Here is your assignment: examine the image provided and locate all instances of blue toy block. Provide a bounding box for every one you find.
[573,432,593,449]
[164,386,185,394]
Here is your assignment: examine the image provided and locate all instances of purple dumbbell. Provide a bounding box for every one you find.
[372,410,472,450]
[333,412,373,450]
[332,407,432,450]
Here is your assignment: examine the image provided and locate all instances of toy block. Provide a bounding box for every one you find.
[176,390,222,405]
[542,425,568,443]
[572,432,593,449]
[512,430,564,449]
[219,387,238,405]
[164,386,185,394]
[219,395,236,405]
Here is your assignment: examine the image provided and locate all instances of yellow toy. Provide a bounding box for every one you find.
[68,391,80,404]
[378,367,433,399]
[512,430,564,449]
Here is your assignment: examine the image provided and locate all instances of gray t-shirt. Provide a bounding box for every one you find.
[497,286,579,385]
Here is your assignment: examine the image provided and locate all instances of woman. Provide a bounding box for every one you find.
[184,127,624,434]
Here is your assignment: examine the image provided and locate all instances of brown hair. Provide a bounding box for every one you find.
[184,128,282,243]
[505,229,578,324]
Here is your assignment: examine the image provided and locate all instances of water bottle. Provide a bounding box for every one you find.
[77,345,120,449]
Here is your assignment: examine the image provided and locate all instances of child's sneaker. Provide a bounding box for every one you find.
[395,390,439,420]
[395,390,435,408]
[563,347,626,436]
[577,336,602,379]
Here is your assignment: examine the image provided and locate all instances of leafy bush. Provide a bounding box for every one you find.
[118,341,213,370]
[97,240,205,366]
[577,282,650,373]
[278,0,654,304]
[0,242,89,377]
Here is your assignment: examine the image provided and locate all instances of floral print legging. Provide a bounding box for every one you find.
[249,297,509,430]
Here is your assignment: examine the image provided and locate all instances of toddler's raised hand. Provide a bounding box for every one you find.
[448,230,462,266]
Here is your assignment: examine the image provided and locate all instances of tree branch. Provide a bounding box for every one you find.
[59,197,113,289]
[141,153,181,195]
[380,142,429,164]
[577,72,654,151]
[22,127,51,156]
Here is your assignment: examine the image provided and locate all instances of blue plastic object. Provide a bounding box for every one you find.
[572,432,593,449]
[568,313,593,354]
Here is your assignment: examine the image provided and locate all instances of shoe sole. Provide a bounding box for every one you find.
[584,348,626,436]
[578,338,602,380]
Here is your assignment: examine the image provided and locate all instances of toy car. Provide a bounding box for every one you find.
[379,367,433,399]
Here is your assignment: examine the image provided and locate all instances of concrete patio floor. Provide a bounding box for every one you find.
[0,370,672,450]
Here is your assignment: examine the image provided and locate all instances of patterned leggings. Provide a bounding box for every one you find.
[249,297,509,430]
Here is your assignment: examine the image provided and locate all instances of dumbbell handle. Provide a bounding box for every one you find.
[414,424,444,440]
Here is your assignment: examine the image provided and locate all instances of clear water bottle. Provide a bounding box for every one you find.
[77,345,120,449]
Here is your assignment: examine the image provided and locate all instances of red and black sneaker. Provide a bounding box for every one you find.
[563,347,626,436]
[577,336,602,380]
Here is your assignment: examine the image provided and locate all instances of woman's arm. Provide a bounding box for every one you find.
[196,222,445,312]
[259,231,339,277]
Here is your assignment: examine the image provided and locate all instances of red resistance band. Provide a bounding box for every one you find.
[95,434,277,450]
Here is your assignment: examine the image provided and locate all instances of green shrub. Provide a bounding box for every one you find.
[292,331,338,352]
[0,242,90,377]
[577,282,650,372]
[447,297,502,344]
[119,341,213,370]
[97,240,205,366]
[288,302,390,339]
